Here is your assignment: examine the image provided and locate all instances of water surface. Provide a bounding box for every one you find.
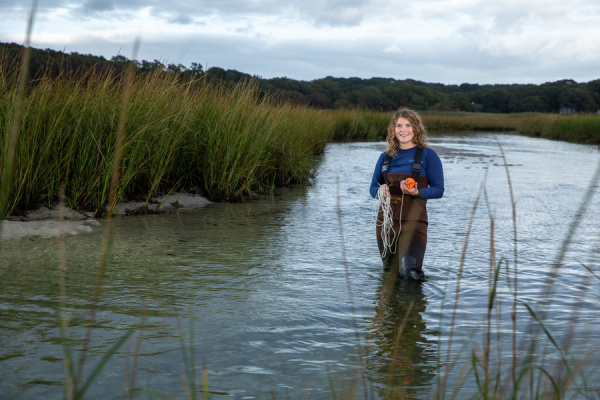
[1,133,599,399]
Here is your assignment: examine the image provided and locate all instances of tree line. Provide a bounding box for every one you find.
[3,41,600,114]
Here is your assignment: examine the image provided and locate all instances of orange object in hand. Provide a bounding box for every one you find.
[404,178,416,189]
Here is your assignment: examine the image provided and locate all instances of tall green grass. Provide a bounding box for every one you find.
[326,110,527,142]
[5,61,598,221]
[3,15,600,396]
[330,110,600,147]
[422,111,600,145]
[0,60,333,218]
[518,114,600,144]
[328,109,390,141]
[421,112,526,132]
[430,146,600,400]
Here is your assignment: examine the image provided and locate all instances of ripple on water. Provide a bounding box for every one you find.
[1,137,599,399]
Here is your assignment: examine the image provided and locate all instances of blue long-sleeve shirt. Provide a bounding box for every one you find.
[370,146,445,199]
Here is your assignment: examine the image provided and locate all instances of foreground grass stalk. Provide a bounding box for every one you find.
[495,139,518,389]
[108,59,137,214]
[482,189,496,400]
[202,359,210,400]
[177,316,198,400]
[128,298,148,399]
[74,44,139,396]
[0,0,37,219]
[580,260,600,280]
[57,187,75,400]
[336,175,368,399]
[440,178,484,400]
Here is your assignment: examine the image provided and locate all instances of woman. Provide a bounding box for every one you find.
[370,108,444,281]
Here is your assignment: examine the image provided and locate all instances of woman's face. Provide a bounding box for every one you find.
[394,117,414,148]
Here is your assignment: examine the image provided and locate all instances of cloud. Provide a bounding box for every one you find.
[1,0,600,84]
[81,0,116,13]
[383,45,402,54]
[24,0,376,26]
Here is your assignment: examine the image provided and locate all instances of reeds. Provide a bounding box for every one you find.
[4,64,598,220]
[323,110,526,142]
[518,114,600,144]
[3,11,600,397]
[421,112,526,132]
[0,58,332,218]
[329,109,390,141]
[432,145,600,400]
[311,110,600,145]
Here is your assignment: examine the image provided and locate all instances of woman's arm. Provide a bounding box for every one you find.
[370,153,386,198]
[420,149,444,200]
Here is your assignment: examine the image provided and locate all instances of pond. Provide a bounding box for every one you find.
[1,133,599,399]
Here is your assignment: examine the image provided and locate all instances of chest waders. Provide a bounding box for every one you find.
[377,147,427,281]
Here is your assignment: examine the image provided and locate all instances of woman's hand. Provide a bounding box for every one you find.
[380,184,390,197]
[401,180,419,197]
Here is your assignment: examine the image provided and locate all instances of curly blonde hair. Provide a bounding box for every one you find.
[385,108,428,157]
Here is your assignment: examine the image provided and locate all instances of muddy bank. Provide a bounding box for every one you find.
[1,193,211,241]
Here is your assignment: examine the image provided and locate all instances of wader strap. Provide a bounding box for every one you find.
[411,146,424,182]
[382,147,423,185]
[382,154,393,185]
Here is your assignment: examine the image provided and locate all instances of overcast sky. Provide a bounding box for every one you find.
[2,0,599,85]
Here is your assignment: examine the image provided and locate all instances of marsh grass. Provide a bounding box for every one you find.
[329,109,390,141]
[324,110,536,143]
[4,78,600,398]
[358,136,599,399]
[3,8,600,398]
[421,112,527,132]
[519,114,600,144]
[0,56,334,218]
[325,109,530,142]
[4,64,598,220]
[310,110,600,145]
[0,4,35,218]
[431,145,600,400]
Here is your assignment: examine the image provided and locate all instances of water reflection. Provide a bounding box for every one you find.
[367,271,435,399]
[1,136,599,399]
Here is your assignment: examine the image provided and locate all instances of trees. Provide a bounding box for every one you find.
[2,40,599,114]
[351,86,394,110]
[583,79,600,111]
[190,62,204,76]
[166,63,187,74]
[513,96,547,113]
[433,93,477,112]
[559,87,598,113]
[481,88,511,113]
[138,59,165,73]
[111,54,130,65]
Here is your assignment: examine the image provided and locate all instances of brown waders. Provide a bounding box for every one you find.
[376,173,429,281]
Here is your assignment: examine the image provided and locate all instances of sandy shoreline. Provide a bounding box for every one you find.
[1,193,211,241]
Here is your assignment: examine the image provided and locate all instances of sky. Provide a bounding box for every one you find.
[1,0,600,85]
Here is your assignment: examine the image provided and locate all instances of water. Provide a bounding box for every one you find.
[1,133,599,399]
